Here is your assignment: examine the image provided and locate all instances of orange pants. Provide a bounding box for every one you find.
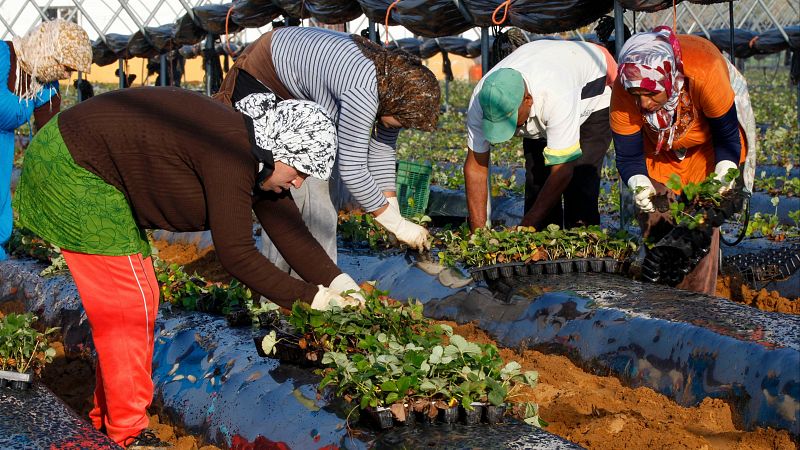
[62,250,160,447]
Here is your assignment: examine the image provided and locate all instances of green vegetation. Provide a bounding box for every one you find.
[264,289,545,426]
[436,224,638,268]
[0,313,58,375]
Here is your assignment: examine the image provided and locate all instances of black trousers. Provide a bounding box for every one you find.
[523,108,611,229]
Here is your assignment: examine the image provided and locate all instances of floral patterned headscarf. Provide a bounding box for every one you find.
[235,93,337,182]
[618,26,685,154]
[12,19,92,100]
[351,35,440,131]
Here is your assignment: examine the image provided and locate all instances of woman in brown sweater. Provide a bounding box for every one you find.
[14,87,362,447]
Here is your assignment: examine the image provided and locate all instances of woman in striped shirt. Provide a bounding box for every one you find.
[216,26,440,273]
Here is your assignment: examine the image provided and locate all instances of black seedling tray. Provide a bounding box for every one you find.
[0,370,33,390]
[253,315,324,367]
[469,258,628,282]
[361,402,507,430]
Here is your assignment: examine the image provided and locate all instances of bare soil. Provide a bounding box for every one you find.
[4,240,797,449]
[717,274,799,314]
[447,321,796,450]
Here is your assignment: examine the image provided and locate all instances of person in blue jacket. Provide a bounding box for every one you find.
[0,19,91,260]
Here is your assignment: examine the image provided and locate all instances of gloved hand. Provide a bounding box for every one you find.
[328,273,366,304]
[310,285,361,311]
[374,202,431,251]
[627,174,656,213]
[712,160,738,194]
[386,196,400,213]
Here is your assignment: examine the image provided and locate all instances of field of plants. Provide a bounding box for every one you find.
[1,59,798,449]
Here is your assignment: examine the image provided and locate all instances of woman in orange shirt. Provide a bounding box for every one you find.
[610,27,749,295]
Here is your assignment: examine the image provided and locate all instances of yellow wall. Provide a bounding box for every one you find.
[82,53,477,86]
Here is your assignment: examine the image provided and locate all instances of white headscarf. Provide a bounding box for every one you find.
[235,93,337,181]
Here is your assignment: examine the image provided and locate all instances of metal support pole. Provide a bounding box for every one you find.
[614,1,634,230]
[613,1,625,59]
[118,59,125,89]
[729,1,736,66]
[204,34,214,96]
[480,27,489,75]
[368,19,377,43]
[77,71,83,102]
[160,53,167,87]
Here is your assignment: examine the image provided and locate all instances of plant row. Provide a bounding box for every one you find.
[258,292,546,429]
[0,312,58,389]
[436,224,638,269]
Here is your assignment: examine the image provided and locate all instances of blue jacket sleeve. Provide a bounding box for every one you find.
[612,130,647,183]
[707,102,741,165]
[0,92,34,131]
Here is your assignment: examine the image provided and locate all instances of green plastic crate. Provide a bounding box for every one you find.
[396,160,432,218]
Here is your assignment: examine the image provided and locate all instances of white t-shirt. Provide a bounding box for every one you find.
[467,40,613,165]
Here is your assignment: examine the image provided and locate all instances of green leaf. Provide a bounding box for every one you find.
[380,380,398,392]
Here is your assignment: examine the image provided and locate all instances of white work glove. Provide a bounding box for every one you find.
[386,196,400,213]
[627,174,656,213]
[310,285,361,311]
[328,273,366,304]
[374,202,431,251]
[713,160,738,194]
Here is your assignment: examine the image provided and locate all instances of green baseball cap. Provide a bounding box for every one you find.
[478,68,525,144]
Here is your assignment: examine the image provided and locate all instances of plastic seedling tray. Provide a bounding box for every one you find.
[589,259,605,272]
[253,326,323,368]
[486,404,506,424]
[463,402,486,425]
[573,259,589,273]
[544,262,559,275]
[0,370,32,390]
[557,260,574,274]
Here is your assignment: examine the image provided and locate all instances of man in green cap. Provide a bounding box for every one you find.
[464,39,617,231]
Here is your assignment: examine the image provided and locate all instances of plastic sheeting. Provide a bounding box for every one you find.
[461,0,503,27]
[387,37,422,56]
[0,383,118,449]
[305,0,364,24]
[423,273,800,434]
[145,24,179,52]
[0,258,576,449]
[103,33,132,58]
[127,30,159,59]
[752,26,800,53]
[231,0,282,28]
[356,0,400,25]
[174,13,207,46]
[272,0,312,19]
[392,0,473,38]
[91,39,118,67]
[698,28,758,58]
[507,0,614,34]
[193,3,242,35]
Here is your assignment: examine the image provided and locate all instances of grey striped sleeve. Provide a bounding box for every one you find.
[336,87,387,212]
[368,125,399,193]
